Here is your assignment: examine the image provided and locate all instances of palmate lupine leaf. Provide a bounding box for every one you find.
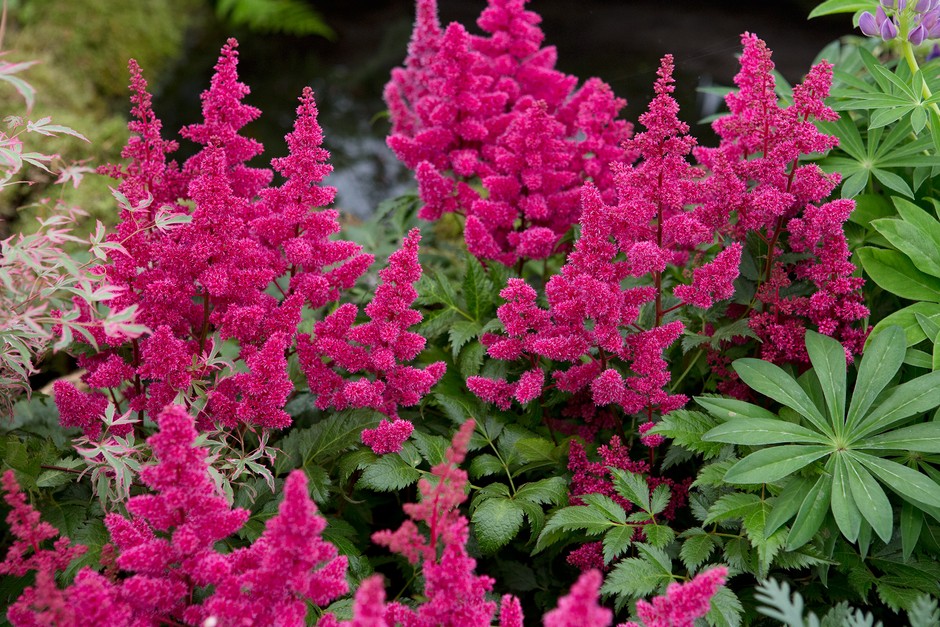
[699,328,940,550]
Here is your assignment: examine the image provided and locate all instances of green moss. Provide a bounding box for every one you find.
[0,0,209,235]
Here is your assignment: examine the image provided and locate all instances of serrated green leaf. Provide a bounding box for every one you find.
[644,524,676,549]
[706,586,743,627]
[469,454,504,479]
[610,468,651,512]
[602,543,674,599]
[602,524,634,563]
[357,454,420,492]
[581,493,627,524]
[679,530,718,572]
[537,506,617,550]
[652,409,724,459]
[515,476,567,506]
[650,484,670,516]
[704,492,761,526]
[472,497,525,553]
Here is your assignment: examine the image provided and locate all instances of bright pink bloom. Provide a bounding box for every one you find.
[622,567,727,627]
[362,418,415,454]
[543,570,612,627]
[52,380,108,437]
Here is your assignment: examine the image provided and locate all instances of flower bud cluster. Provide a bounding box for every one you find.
[859,0,940,43]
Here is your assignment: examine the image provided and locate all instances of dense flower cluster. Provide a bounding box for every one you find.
[696,33,868,368]
[466,56,743,425]
[298,227,446,454]
[622,567,728,627]
[386,0,634,264]
[1,406,348,626]
[54,39,440,439]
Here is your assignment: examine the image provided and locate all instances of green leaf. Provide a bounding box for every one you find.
[537,506,617,550]
[731,359,831,435]
[868,303,940,348]
[472,497,525,553]
[679,529,718,572]
[853,370,940,439]
[704,492,761,526]
[831,455,862,542]
[695,396,779,421]
[449,320,481,360]
[844,456,893,542]
[848,325,906,431]
[277,410,380,474]
[515,477,568,506]
[853,452,940,508]
[610,468,651,512]
[469,454,504,479]
[462,253,493,320]
[808,0,877,18]
[706,586,744,627]
[357,454,420,492]
[901,501,924,562]
[724,446,830,484]
[765,476,815,536]
[581,493,627,524]
[872,217,940,276]
[859,421,940,453]
[602,544,674,599]
[215,0,335,37]
[650,484,671,516]
[651,409,724,459]
[805,330,847,426]
[702,419,827,446]
[786,474,832,550]
[603,524,635,563]
[644,524,676,549]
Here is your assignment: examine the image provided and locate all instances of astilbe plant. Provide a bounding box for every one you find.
[52,39,442,469]
[466,55,740,430]
[695,33,868,379]
[1,405,348,626]
[386,0,634,265]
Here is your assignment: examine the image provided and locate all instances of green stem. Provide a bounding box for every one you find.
[899,13,940,118]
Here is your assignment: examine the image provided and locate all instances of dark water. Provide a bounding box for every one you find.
[154,0,849,217]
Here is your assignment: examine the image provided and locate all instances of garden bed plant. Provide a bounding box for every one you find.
[2,0,940,625]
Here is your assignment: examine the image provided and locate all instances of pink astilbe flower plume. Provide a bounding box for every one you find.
[202,470,349,625]
[621,567,728,627]
[298,228,445,454]
[543,570,612,627]
[694,33,867,369]
[2,407,352,626]
[386,0,634,263]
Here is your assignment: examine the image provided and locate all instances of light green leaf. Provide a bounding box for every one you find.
[853,370,940,439]
[704,492,761,526]
[786,474,832,550]
[844,456,893,542]
[853,452,940,508]
[731,359,831,435]
[808,0,878,18]
[581,493,627,524]
[724,446,830,484]
[859,421,940,453]
[765,476,815,536]
[695,396,779,421]
[830,454,861,542]
[805,330,847,427]
[848,325,906,431]
[515,477,568,506]
[702,419,827,446]
[872,217,940,276]
[868,303,940,348]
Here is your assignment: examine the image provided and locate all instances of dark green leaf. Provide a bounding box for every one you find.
[679,529,718,572]
[702,419,827,446]
[786,474,832,550]
[731,360,830,435]
[472,497,526,553]
[805,330,847,426]
[830,454,861,542]
[724,446,830,484]
[844,455,893,542]
[848,324,905,431]
[357,454,420,492]
[602,524,635,563]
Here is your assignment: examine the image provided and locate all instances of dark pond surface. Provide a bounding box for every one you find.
[154,0,849,217]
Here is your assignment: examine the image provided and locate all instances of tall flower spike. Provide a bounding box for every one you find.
[297,228,445,453]
[202,470,349,625]
[181,38,272,199]
[384,0,443,137]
